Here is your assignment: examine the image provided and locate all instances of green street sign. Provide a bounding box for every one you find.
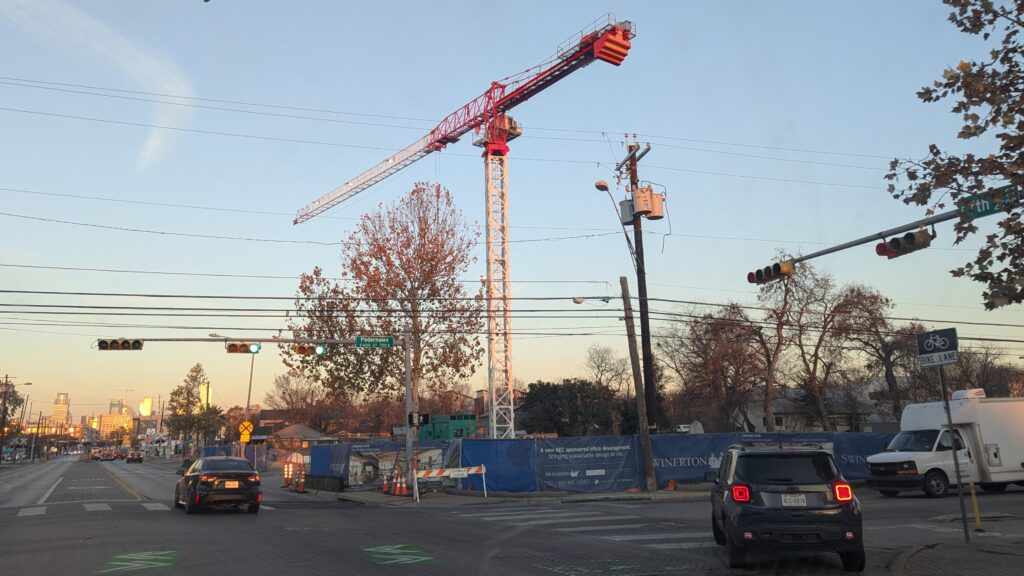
[95,551,179,573]
[363,544,436,565]
[355,335,395,349]
[961,184,1021,221]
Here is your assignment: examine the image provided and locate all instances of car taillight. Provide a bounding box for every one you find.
[731,484,751,503]
[248,474,260,482]
[199,474,212,482]
[834,482,854,502]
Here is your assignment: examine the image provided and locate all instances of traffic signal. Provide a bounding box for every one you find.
[226,342,261,354]
[746,260,796,284]
[294,343,326,356]
[876,230,932,259]
[97,339,144,351]
[407,412,431,426]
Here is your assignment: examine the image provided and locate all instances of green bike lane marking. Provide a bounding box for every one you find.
[95,551,179,573]
[363,544,437,565]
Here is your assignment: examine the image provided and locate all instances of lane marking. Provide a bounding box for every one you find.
[459,508,553,517]
[95,551,179,573]
[513,515,637,527]
[102,467,145,501]
[142,503,169,511]
[646,541,716,550]
[18,507,46,517]
[604,532,709,542]
[37,476,63,504]
[556,523,651,532]
[363,544,436,565]
[260,505,275,510]
[469,511,600,522]
[84,503,112,511]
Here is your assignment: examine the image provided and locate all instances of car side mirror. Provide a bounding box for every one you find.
[175,469,184,476]
[704,471,718,483]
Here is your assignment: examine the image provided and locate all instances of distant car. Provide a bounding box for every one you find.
[99,450,116,461]
[126,452,143,463]
[705,444,865,572]
[115,451,126,460]
[174,456,262,514]
[674,424,691,434]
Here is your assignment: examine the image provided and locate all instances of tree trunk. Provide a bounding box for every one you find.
[811,382,833,431]
[882,347,902,420]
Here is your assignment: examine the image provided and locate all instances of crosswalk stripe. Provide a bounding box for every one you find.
[18,507,46,517]
[513,515,639,527]
[470,511,597,522]
[84,503,112,511]
[459,508,552,517]
[555,523,651,532]
[142,503,169,511]
[604,532,708,542]
[645,542,717,550]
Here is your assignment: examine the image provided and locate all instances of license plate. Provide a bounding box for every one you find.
[781,493,807,507]
[224,480,239,489]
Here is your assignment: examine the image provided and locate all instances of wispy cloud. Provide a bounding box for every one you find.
[1,0,194,169]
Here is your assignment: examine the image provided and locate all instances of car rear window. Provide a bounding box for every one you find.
[202,459,254,472]
[735,454,837,484]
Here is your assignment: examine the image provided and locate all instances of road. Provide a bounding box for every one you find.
[2,457,1023,575]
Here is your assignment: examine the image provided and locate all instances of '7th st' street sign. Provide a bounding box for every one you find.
[916,328,959,368]
[961,184,1021,221]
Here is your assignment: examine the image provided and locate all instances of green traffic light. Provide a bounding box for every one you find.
[249,343,261,353]
[315,344,326,355]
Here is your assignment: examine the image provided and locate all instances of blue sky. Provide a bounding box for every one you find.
[1,1,1017,420]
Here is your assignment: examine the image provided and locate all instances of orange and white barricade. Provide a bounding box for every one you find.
[415,465,487,500]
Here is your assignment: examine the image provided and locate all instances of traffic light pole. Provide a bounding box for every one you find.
[788,207,962,265]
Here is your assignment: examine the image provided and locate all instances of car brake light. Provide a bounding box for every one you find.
[199,474,212,482]
[731,484,751,503]
[248,474,260,482]
[834,482,854,502]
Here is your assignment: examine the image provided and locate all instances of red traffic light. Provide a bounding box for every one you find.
[878,230,932,259]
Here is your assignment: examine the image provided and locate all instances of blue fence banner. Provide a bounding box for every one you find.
[535,436,641,493]
[459,439,537,493]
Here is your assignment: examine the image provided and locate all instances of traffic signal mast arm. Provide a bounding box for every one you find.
[292,14,634,224]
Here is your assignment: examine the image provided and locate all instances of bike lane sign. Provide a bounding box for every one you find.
[917,328,959,367]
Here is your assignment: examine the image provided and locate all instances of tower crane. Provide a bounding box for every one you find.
[294,14,634,439]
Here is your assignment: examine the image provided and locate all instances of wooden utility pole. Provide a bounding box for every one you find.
[621,277,656,492]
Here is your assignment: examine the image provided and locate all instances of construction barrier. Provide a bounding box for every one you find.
[415,465,487,498]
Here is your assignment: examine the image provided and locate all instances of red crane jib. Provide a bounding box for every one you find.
[427,25,633,152]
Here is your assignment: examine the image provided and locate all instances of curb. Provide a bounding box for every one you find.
[890,543,935,573]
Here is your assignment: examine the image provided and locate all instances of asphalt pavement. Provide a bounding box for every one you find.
[2,457,1023,575]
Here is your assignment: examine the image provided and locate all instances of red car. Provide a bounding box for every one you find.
[126,452,143,463]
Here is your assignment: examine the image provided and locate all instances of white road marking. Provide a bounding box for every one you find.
[459,508,553,517]
[37,477,63,504]
[260,505,275,510]
[555,523,651,532]
[604,532,709,541]
[513,515,638,526]
[84,503,111,511]
[18,507,46,517]
[645,541,717,550]
[470,511,599,522]
[142,503,169,511]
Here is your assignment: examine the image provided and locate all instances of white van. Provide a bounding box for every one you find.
[866,389,1024,497]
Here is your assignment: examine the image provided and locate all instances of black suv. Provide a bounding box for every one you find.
[705,444,865,571]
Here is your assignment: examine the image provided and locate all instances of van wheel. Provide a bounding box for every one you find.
[712,515,726,545]
[980,483,1007,493]
[923,471,948,498]
[879,490,899,497]
[840,548,866,572]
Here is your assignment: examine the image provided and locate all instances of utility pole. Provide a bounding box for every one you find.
[621,277,656,492]
[30,410,41,462]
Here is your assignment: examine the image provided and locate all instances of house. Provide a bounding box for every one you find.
[733,386,882,433]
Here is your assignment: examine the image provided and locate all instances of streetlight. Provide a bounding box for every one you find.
[0,377,32,463]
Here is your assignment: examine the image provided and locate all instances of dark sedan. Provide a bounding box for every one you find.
[174,456,262,514]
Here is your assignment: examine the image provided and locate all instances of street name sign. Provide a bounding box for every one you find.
[916,327,959,367]
[961,184,1021,221]
[356,335,395,349]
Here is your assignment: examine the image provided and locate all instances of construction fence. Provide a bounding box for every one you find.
[303,432,893,494]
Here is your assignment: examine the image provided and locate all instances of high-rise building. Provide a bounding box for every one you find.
[98,413,133,441]
[52,393,70,425]
[139,397,153,418]
[109,398,124,415]
[199,382,213,409]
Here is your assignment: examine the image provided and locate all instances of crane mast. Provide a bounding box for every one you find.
[294,14,634,439]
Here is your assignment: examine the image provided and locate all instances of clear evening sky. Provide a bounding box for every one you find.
[1,1,1017,419]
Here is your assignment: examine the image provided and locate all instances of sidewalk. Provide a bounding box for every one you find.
[891,535,1024,575]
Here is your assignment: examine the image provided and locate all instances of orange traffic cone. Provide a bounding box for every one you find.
[282,463,292,488]
[295,469,306,493]
[398,474,408,497]
[381,471,390,493]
